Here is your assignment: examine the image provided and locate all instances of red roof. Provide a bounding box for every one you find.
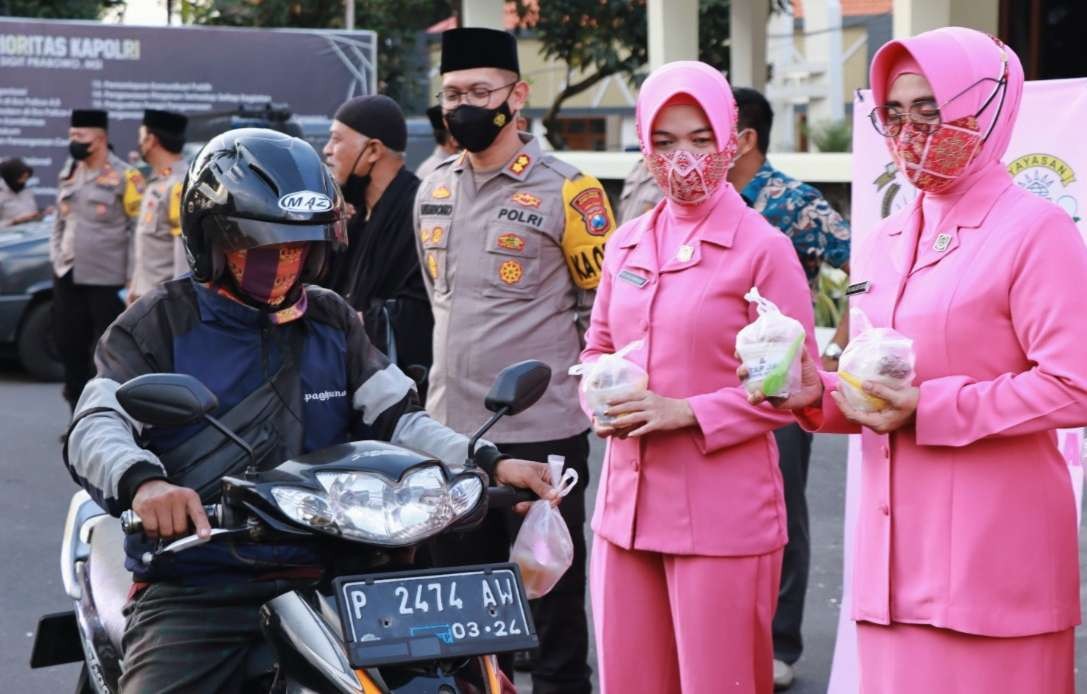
[792,0,892,18]
[426,0,539,33]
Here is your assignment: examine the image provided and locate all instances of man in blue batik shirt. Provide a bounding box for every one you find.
[727,87,851,691]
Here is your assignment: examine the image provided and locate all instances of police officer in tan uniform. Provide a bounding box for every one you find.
[617,157,663,224]
[51,109,143,410]
[128,109,188,304]
[416,28,615,694]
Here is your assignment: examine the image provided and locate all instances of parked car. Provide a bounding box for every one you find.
[0,215,62,381]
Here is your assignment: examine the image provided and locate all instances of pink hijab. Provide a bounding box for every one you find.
[870,27,1025,188]
[636,60,739,158]
[634,60,747,255]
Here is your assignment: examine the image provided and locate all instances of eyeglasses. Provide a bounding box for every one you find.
[870,44,1009,139]
[436,81,517,109]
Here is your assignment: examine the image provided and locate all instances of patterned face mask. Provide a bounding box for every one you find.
[224,243,309,307]
[890,115,983,194]
[645,147,734,205]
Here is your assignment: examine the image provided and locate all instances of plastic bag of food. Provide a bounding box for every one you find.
[568,340,648,426]
[510,465,579,599]
[836,308,916,412]
[735,287,807,398]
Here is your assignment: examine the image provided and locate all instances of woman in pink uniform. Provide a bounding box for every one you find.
[582,61,817,693]
[755,28,1087,692]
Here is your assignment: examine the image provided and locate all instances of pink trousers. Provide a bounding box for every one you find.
[858,621,1075,694]
[590,536,783,694]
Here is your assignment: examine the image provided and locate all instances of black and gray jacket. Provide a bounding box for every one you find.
[66,277,502,582]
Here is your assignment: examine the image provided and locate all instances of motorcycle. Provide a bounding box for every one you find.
[31,360,552,693]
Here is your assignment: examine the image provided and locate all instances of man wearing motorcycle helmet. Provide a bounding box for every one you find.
[64,128,556,693]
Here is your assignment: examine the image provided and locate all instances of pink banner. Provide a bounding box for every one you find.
[828,78,1087,693]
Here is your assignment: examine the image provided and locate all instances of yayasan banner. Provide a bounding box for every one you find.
[828,77,1087,693]
[0,18,377,205]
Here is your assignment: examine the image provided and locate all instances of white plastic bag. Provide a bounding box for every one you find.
[568,340,648,426]
[837,308,916,412]
[510,465,579,600]
[735,287,807,398]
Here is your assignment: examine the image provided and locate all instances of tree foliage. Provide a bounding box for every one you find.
[520,0,791,148]
[0,0,124,19]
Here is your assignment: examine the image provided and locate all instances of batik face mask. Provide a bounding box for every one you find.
[225,243,309,307]
[890,115,983,194]
[646,148,732,205]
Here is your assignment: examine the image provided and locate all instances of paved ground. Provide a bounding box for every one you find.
[2,360,1084,691]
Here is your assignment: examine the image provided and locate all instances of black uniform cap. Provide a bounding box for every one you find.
[440,28,519,75]
[142,109,188,136]
[333,95,407,152]
[71,109,108,129]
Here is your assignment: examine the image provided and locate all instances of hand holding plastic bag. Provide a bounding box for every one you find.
[569,340,648,426]
[510,465,579,600]
[836,308,916,412]
[736,288,807,398]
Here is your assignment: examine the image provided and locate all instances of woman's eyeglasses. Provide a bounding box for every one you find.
[870,43,1009,139]
[869,76,1006,138]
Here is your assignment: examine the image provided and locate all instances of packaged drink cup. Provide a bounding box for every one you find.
[836,308,916,412]
[735,288,807,398]
[569,340,648,426]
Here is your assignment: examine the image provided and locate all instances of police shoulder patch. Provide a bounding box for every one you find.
[560,175,615,290]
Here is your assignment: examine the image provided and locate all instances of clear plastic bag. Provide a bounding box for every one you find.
[569,340,648,426]
[509,467,579,600]
[837,308,916,413]
[735,287,807,398]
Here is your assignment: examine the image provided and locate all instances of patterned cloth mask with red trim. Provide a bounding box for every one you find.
[646,144,734,206]
[224,243,309,309]
[890,115,983,194]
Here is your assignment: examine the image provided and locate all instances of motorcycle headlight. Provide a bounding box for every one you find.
[270,466,484,546]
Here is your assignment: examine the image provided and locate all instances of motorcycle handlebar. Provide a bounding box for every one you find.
[120,504,222,536]
[486,485,537,510]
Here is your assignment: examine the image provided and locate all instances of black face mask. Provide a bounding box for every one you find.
[8,179,26,194]
[69,140,93,161]
[339,143,373,208]
[445,100,513,153]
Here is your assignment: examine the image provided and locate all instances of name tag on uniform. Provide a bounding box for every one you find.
[845,281,871,296]
[618,269,649,288]
[420,203,453,216]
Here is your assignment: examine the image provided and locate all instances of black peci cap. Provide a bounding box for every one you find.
[333,95,408,152]
[440,27,519,75]
[71,109,108,129]
[142,109,188,136]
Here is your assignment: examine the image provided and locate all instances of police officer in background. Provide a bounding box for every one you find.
[415,104,461,181]
[616,156,660,225]
[128,109,188,305]
[0,157,42,226]
[51,109,143,411]
[415,27,615,694]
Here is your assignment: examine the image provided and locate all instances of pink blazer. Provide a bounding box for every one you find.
[801,163,1087,637]
[582,192,817,556]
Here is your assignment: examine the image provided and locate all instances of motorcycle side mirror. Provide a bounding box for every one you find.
[117,372,259,478]
[468,361,551,461]
[117,373,218,427]
[485,360,551,416]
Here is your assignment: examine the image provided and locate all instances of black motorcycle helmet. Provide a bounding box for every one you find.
[181,128,347,284]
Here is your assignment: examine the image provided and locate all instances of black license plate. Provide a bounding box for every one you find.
[334,563,538,667]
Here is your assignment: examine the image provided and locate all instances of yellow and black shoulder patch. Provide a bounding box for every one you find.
[561,175,615,290]
[122,168,145,218]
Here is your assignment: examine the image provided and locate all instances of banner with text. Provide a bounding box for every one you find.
[0,18,376,204]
